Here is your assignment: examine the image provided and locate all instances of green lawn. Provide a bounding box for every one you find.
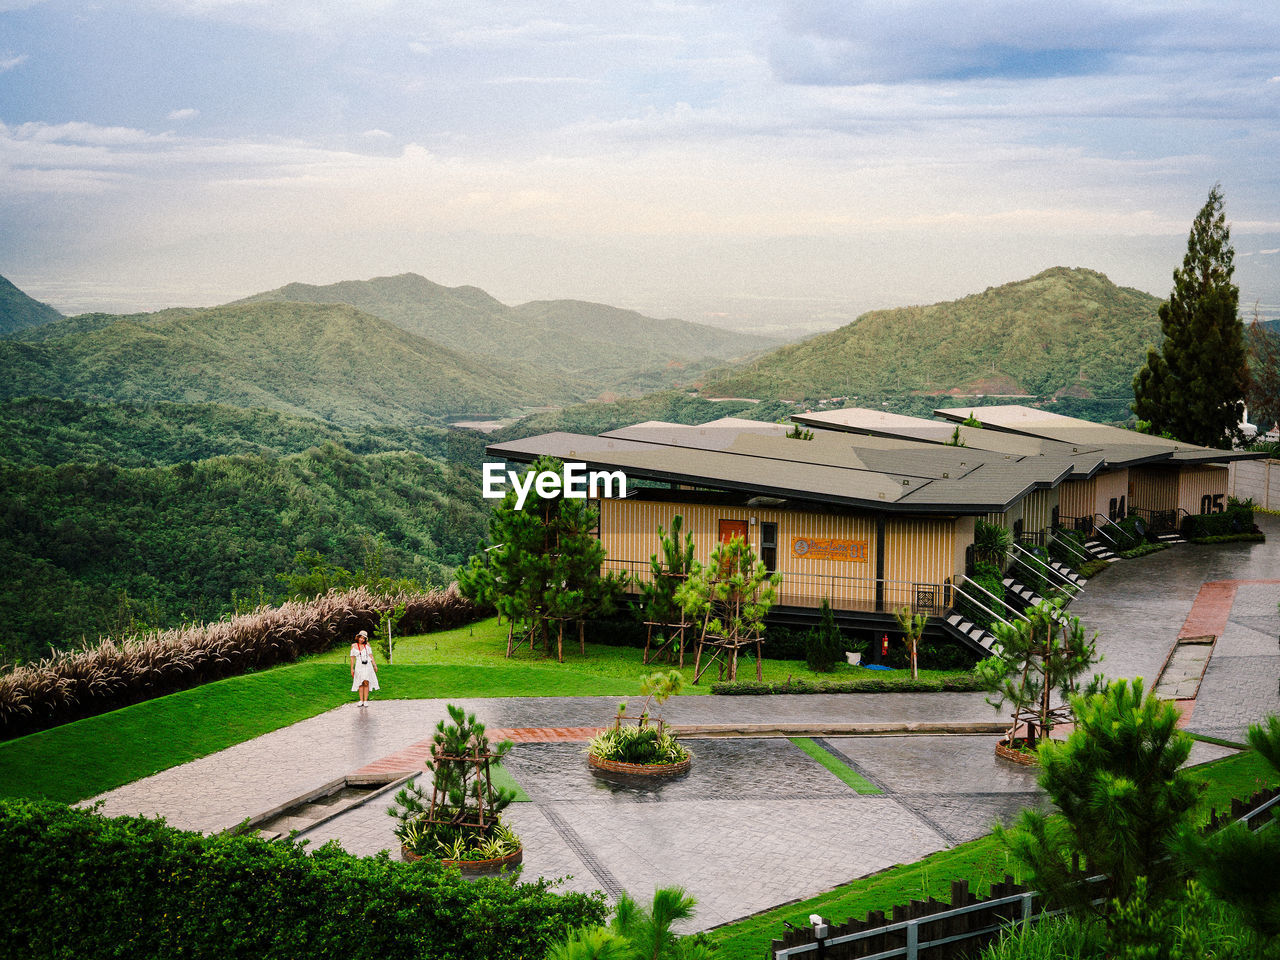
[704,749,1280,960]
[790,737,883,794]
[3,616,942,805]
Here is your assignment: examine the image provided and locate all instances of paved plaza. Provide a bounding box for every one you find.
[85,517,1278,932]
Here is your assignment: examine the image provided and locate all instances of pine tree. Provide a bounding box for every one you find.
[1133,185,1247,449]
[456,455,616,660]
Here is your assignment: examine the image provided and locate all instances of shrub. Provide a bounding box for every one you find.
[1182,498,1256,540]
[0,585,477,740]
[804,600,844,672]
[959,562,1006,629]
[0,798,607,960]
[711,673,984,695]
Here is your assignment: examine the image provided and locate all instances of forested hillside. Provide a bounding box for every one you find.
[0,442,489,662]
[0,300,558,425]
[235,272,777,395]
[0,274,61,337]
[699,267,1162,403]
[0,398,486,469]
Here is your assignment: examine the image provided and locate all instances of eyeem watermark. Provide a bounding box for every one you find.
[483,462,627,510]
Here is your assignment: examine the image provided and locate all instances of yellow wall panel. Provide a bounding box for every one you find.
[1177,465,1229,515]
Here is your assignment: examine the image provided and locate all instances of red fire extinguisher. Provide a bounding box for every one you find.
[881,634,890,659]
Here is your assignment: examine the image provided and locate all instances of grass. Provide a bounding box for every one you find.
[3,616,943,805]
[705,749,1279,960]
[789,737,883,794]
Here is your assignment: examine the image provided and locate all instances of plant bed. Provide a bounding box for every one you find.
[994,737,1040,766]
[586,670,692,776]
[402,843,524,875]
[1188,531,1266,544]
[587,752,692,778]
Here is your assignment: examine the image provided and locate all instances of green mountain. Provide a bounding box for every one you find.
[0,443,490,660]
[233,272,778,394]
[0,300,557,425]
[0,274,62,337]
[0,398,487,469]
[699,267,1163,402]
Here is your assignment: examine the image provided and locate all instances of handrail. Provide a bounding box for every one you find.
[956,576,1027,624]
[602,558,953,616]
[1048,531,1093,567]
[1089,515,1123,548]
[951,582,1015,631]
[1008,542,1078,592]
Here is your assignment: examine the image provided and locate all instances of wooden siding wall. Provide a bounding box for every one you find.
[984,499,1023,530]
[1128,466,1179,513]
[1022,488,1059,535]
[1058,477,1094,519]
[954,516,976,577]
[884,518,961,611]
[1178,465,1229,515]
[599,498,965,612]
[1095,469,1129,518]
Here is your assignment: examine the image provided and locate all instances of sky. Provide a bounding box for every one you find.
[1,0,1278,333]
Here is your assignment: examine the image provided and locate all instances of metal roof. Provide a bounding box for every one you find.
[791,407,1107,479]
[488,421,1076,515]
[933,404,1267,465]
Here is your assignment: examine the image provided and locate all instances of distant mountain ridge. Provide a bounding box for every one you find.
[233,272,778,393]
[0,300,555,426]
[0,274,62,337]
[699,267,1163,402]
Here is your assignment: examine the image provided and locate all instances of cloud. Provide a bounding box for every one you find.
[770,0,1179,85]
[361,128,392,138]
[0,53,28,72]
[167,108,199,121]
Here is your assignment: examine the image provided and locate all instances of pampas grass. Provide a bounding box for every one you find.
[0,585,476,739]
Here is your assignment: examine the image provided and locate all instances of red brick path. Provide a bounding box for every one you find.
[1169,579,1280,725]
[351,726,601,779]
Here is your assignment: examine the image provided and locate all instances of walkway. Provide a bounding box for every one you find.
[85,518,1278,932]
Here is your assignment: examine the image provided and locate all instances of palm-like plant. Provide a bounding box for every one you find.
[548,886,712,960]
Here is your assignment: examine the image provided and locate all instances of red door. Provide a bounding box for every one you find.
[718,519,748,545]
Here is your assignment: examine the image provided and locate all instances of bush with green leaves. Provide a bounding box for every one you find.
[0,798,606,960]
[804,599,844,672]
[974,519,1013,568]
[978,599,1101,749]
[959,561,1006,630]
[999,679,1199,910]
[1182,497,1256,540]
[1174,715,1280,956]
[711,672,984,694]
[388,704,520,862]
[548,886,713,960]
[589,670,691,766]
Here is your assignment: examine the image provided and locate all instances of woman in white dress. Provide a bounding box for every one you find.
[349,630,379,707]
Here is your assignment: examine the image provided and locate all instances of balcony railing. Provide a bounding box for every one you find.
[602,558,954,617]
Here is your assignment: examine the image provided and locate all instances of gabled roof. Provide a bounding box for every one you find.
[933,404,1266,466]
[488,418,1076,515]
[792,407,1107,478]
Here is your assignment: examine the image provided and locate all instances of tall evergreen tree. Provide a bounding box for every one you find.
[1133,185,1247,449]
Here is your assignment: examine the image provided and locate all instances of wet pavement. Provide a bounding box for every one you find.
[84,516,1278,932]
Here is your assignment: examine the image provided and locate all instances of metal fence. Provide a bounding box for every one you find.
[602,559,953,617]
[770,786,1280,960]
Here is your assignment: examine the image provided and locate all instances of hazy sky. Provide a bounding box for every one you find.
[1,0,1278,331]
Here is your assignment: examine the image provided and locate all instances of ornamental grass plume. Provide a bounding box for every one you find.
[0,584,475,738]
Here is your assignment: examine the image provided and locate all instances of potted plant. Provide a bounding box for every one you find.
[587,670,692,777]
[388,704,523,873]
[977,599,1103,764]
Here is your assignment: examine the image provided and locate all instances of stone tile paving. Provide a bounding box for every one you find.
[87,519,1280,933]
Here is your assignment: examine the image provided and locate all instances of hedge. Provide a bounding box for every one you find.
[711,673,984,695]
[0,585,478,740]
[0,799,606,960]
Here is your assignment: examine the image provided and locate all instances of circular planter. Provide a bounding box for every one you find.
[995,738,1039,766]
[587,752,692,778]
[402,844,523,875]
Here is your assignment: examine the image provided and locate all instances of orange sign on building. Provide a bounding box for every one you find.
[791,537,869,562]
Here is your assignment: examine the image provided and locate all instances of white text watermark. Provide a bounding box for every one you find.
[482,462,627,510]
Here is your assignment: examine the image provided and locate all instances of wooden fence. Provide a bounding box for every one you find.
[769,785,1280,960]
